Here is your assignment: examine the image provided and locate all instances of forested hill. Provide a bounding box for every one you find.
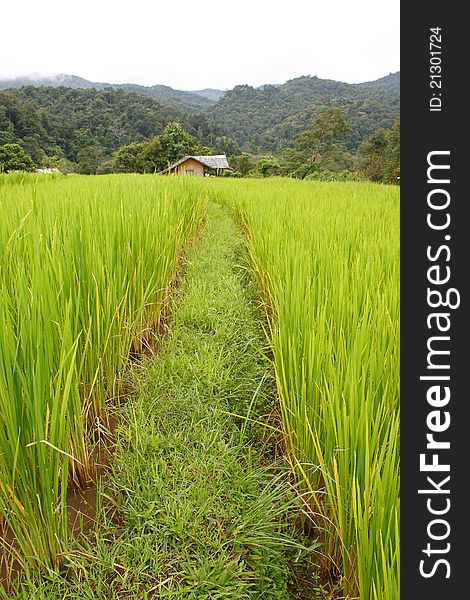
[190,88,225,102]
[0,75,216,113]
[357,71,400,93]
[0,87,180,164]
[120,84,213,112]
[1,72,399,172]
[205,73,400,152]
[0,86,237,169]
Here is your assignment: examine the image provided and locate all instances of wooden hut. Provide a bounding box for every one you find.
[160,154,231,176]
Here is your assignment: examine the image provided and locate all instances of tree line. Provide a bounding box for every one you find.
[1,85,399,183]
[0,86,235,174]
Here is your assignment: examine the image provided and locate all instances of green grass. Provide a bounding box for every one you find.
[6,202,320,599]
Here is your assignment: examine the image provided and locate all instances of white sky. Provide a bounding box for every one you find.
[1,0,399,90]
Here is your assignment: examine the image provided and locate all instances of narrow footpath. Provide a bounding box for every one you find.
[14,204,319,600]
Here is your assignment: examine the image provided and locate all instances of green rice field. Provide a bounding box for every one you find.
[215,179,399,599]
[0,174,399,599]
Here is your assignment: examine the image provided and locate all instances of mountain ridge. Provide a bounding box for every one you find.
[206,73,399,152]
[0,71,399,111]
[1,71,399,171]
[0,74,215,113]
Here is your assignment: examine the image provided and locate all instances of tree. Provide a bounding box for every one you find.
[55,157,77,174]
[155,122,201,168]
[230,153,254,176]
[112,122,202,173]
[358,129,388,181]
[131,137,163,173]
[257,156,282,177]
[275,148,306,175]
[0,143,35,172]
[113,142,143,173]
[319,147,356,173]
[358,119,400,183]
[383,117,400,183]
[296,108,349,159]
[76,145,107,175]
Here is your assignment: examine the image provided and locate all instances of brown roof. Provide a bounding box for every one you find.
[160,154,230,174]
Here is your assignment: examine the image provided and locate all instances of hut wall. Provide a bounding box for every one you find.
[176,158,205,176]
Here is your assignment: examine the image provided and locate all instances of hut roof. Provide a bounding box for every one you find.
[160,154,230,173]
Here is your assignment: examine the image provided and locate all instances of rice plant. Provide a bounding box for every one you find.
[0,174,204,572]
[214,178,400,599]
[0,173,399,598]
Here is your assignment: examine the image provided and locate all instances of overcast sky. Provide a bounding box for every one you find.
[1,0,399,90]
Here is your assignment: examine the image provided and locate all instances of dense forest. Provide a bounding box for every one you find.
[0,87,180,168]
[0,74,216,112]
[0,72,400,181]
[208,74,399,152]
[0,87,235,172]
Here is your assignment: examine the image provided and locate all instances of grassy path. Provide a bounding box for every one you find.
[12,203,319,599]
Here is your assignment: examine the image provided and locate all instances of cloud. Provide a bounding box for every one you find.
[1,0,399,89]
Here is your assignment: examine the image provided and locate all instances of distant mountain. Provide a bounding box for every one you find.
[0,72,400,142]
[0,84,239,171]
[257,84,281,90]
[0,86,183,165]
[205,74,400,152]
[0,74,101,90]
[0,74,215,113]
[190,88,225,102]
[1,71,400,167]
[116,84,213,112]
[358,71,400,93]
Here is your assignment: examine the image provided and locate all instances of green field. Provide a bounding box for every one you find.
[215,179,399,599]
[0,174,399,599]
